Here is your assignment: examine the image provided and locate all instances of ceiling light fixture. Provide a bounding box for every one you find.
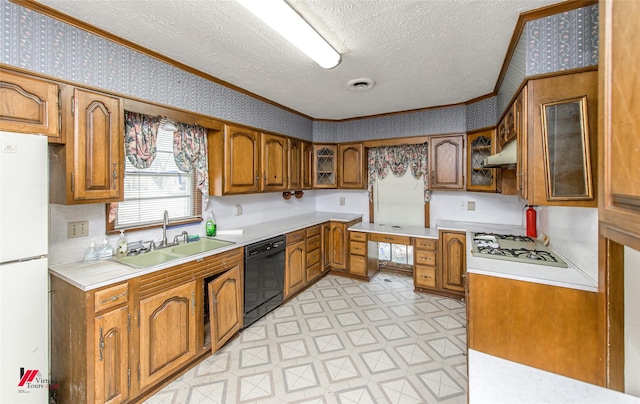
[347,78,375,91]
[235,0,341,69]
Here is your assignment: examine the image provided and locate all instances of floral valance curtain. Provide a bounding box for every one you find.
[173,122,209,207]
[368,143,431,202]
[124,111,162,169]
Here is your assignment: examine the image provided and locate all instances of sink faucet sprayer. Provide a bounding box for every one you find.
[161,210,169,247]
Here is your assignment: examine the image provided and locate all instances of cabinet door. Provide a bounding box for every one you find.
[285,240,306,298]
[302,141,314,189]
[467,130,496,192]
[0,69,60,138]
[515,88,528,200]
[321,222,331,272]
[208,265,243,352]
[313,144,337,188]
[338,143,365,189]
[262,133,287,191]
[94,306,129,404]
[599,0,640,249]
[430,135,464,189]
[441,231,466,292]
[73,88,123,201]
[139,281,196,389]
[329,222,347,271]
[224,125,260,194]
[288,138,302,190]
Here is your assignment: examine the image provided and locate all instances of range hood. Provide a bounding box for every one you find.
[483,140,517,168]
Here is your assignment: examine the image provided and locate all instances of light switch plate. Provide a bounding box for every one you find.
[67,220,89,238]
[339,197,346,206]
[233,205,243,216]
[467,201,476,211]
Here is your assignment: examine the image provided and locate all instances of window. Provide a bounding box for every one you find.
[115,126,201,229]
[378,243,414,266]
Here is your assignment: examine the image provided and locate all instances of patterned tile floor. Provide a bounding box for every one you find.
[144,271,468,404]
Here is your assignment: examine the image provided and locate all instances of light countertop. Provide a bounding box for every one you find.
[348,222,439,238]
[50,211,362,291]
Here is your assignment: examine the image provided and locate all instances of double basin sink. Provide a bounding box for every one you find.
[116,238,235,268]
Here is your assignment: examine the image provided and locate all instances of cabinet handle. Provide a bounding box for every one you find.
[461,273,466,278]
[420,275,432,279]
[112,162,118,189]
[98,327,105,361]
[191,290,195,315]
[100,292,127,304]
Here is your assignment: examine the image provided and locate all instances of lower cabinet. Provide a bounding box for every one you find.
[208,265,243,352]
[348,231,379,280]
[139,282,197,389]
[413,237,438,291]
[321,222,331,273]
[440,230,466,295]
[94,306,129,404]
[285,229,307,298]
[306,225,321,283]
[329,222,348,271]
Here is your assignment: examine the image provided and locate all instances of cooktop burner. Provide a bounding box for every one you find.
[471,232,567,268]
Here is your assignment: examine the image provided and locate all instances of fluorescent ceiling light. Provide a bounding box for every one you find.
[236,0,341,69]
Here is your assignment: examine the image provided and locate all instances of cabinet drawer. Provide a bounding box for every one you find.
[350,241,366,255]
[414,238,437,251]
[286,229,306,245]
[349,231,367,242]
[307,248,320,267]
[307,263,321,282]
[415,265,436,288]
[369,233,411,245]
[306,234,320,251]
[349,255,367,277]
[306,225,320,237]
[94,282,128,312]
[415,250,437,266]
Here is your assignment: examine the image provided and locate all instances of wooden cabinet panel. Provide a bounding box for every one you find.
[414,238,437,251]
[414,265,436,289]
[139,281,197,389]
[349,255,367,277]
[208,265,243,352]
[306,263,321,283]
[306,248,320,267]
[349,231,367,242]
[467,129,497,192]
[285,240,306,298]
[599,0,640,249]
[441,231,466,293]
[94,306,129,404]
[313,144,337,188]
[468,273,601,384]
[262,133,287,191]
[415,250,436,266]
[302,141,314,189]
[368,233,411,245]
[350,241,366,255]
[288,138,302,190]
[321,222,331,273]
[286,229,306,245]
[0,69,60,138]
[329,222,347,271]
[338,143,365,189]
[306,234,320,251]
[225,125,260,194]
[430,135,464,190]
[94,282,129,313]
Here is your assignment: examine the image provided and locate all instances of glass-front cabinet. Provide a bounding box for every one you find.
[467,129,497,192]
[313,144,337,188]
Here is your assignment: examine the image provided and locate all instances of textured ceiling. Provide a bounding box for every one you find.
[33,0,563,120]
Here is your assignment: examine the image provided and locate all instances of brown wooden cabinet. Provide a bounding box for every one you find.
[468,273,601,384]
[430,134,465,190]
[288,138,302,190]
[413,237,438,291]
[313,144,337,188]
[329,221,348,272]
[467,129,497,192]
[599,0,640,250]
[208,124,260,195]
[338,143,365,189]
[306,225,322,283]
[208,265,243,352]
[139,281,197,389]
[0,68,61,140]
[321,222,332,273]
[285,230,307,298]
[261,133,287,192]
[302,141,314,189]
[440,230,466,294]
[49,86,124,204]
[348,231,379,280]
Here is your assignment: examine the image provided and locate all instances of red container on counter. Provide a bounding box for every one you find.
[526,206,537,238]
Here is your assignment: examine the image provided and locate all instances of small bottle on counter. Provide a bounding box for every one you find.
[206,212,216,237]
[98,237,113,260]
[116,230,128,257]
[84,238,98,263]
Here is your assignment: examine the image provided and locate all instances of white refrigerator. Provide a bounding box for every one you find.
[0,131,49,403]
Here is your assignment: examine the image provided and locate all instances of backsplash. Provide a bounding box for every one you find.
[430,191,524,226]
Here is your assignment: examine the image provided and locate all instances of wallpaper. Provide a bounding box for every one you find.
[466,96,498,132]
[0,0,313,140]
[497,32,528,116]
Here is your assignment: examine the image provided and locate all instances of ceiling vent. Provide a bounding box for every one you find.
[347,78,375,91]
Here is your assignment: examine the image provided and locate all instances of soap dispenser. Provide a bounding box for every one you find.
[205,212,216,237]
[84,238,98,263]
[116,230,128,257]
[98,237,113,260]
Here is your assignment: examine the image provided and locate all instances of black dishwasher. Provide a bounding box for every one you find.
[243,235,286,328]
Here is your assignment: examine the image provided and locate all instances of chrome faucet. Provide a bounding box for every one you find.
[161,210,169,247]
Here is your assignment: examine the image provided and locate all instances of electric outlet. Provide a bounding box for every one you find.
[67,220,89,238]
[233,205,243,216]
[467,201,476,211]
[339,197,346,206]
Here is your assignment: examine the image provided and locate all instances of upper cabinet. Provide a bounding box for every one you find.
[599,0,640,250]
[50,86,123,204]
[526,70,598,207]
[288,138,302,190]
[261,133,288,192]
[313,144,337,188]
[302,141,314,189]
[338,143,366,189]
[467,129,497,192]
[0,69,61,141]
[430,134,465,190]
[209,124,260,195]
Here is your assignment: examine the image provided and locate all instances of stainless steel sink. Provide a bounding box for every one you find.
[115,238,235,268]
